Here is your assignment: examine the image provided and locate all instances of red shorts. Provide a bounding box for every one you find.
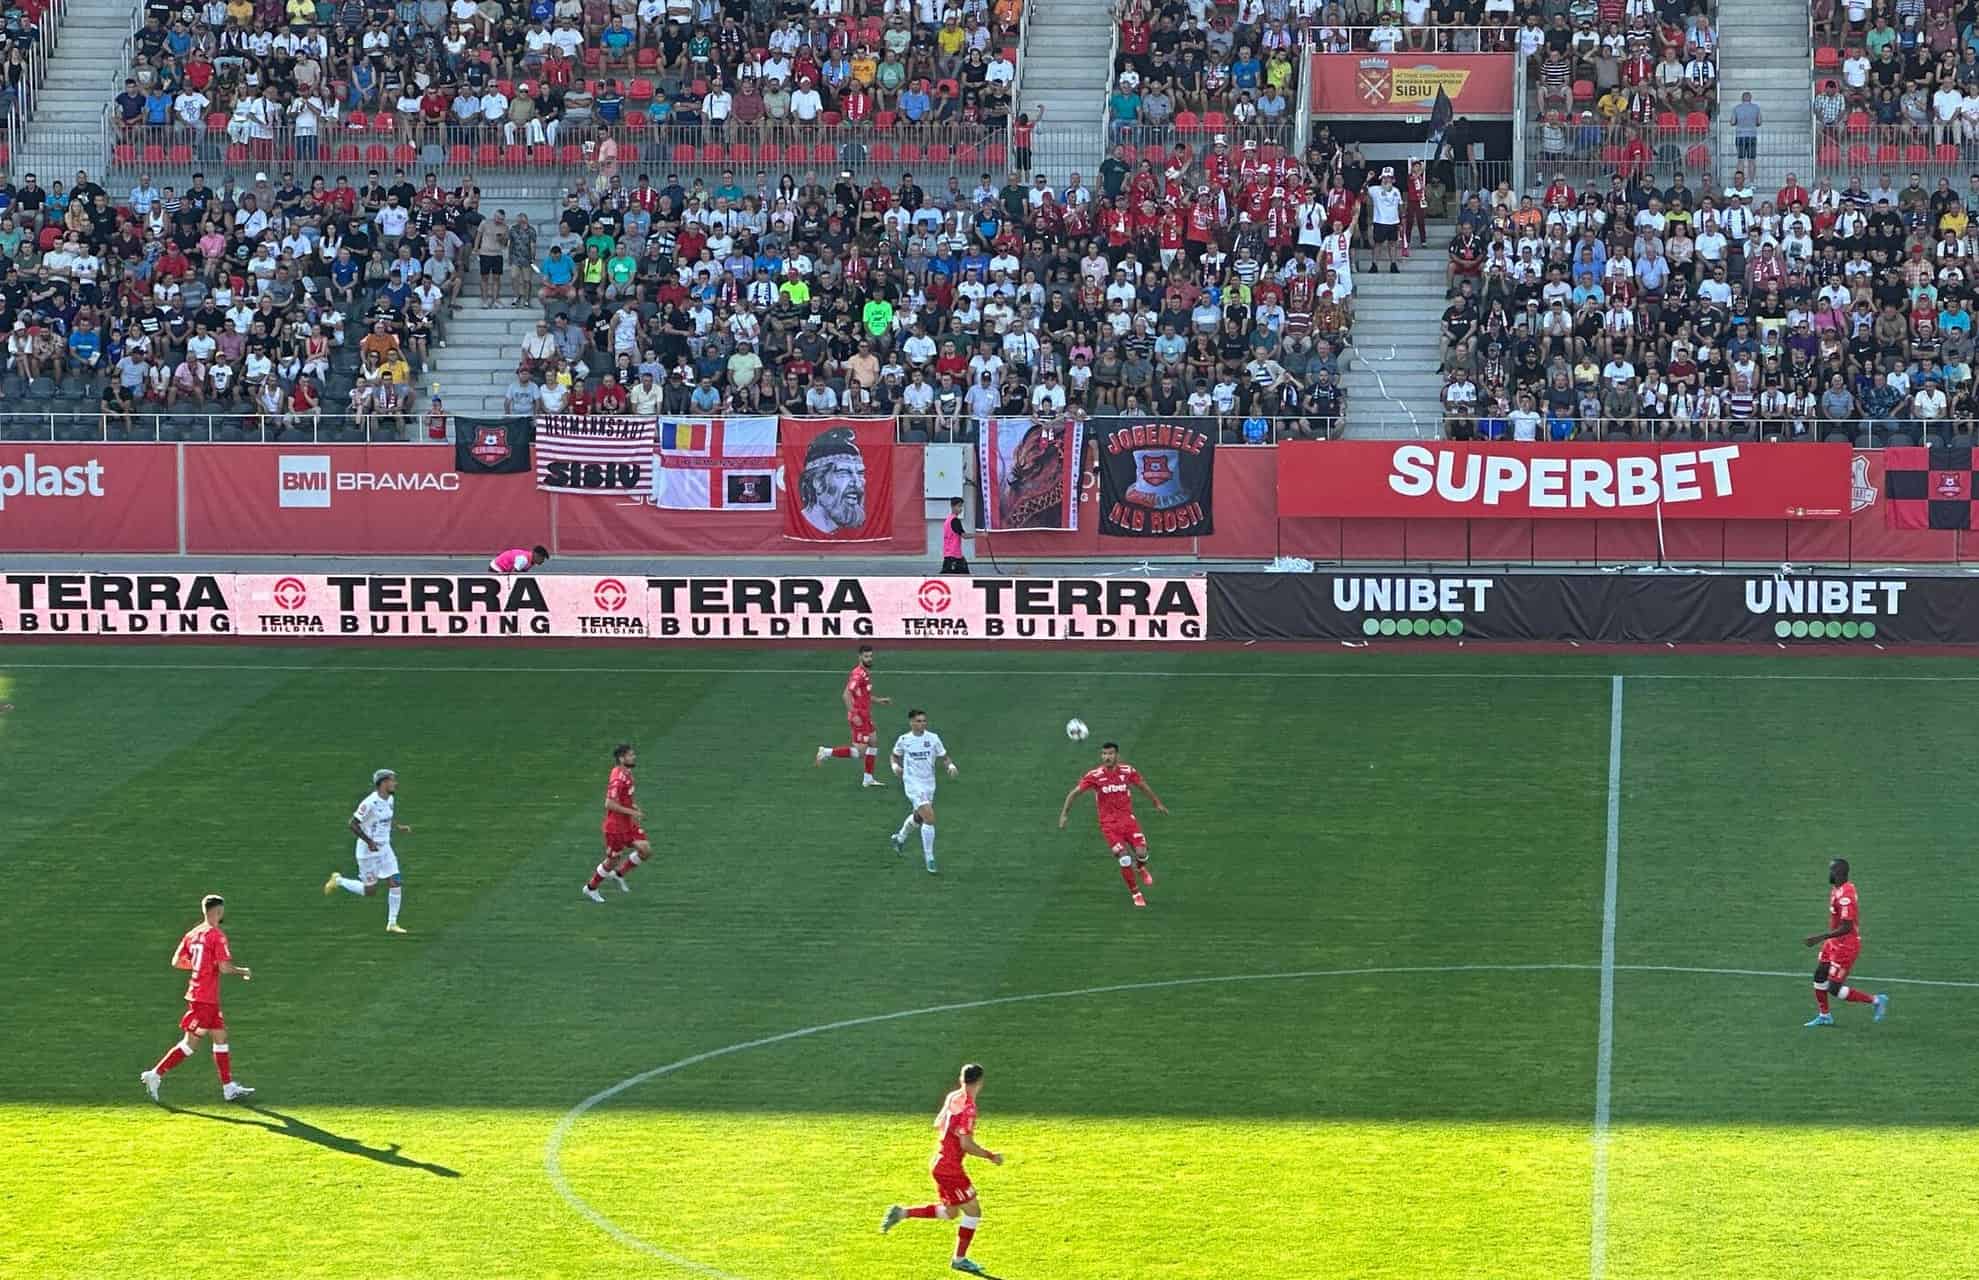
[932,1167,976,1207]
[848,714,875,743]
[1101,819,1147,853]
[180,1001,224,1034]
[1819,941,1860,983]
[604,823,648,852]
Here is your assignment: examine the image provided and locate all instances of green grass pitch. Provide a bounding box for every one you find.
[2,646,1977,1279]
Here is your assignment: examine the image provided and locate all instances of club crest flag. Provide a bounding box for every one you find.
[454,416,534,475]
[653,416,779,510]
[979,417,1084,532]
[1094,416,1216,537]
[780,417,895,542]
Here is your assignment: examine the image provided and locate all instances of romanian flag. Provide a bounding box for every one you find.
[652,416,779,510]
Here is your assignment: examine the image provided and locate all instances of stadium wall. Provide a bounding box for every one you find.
[1,442,1970,564]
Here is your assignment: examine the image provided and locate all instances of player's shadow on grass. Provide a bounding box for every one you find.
[162,1103,461,1178]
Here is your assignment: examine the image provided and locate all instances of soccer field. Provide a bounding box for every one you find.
[3,646,1977,1280]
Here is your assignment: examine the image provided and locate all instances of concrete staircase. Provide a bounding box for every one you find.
[1340,220,1450,439]
[1714,1,1813,192]
[1014,0,1112,179]
[14,0,132,179]
[427,299,541,419]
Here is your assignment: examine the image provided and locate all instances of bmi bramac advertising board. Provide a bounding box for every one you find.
[1208,573,1967,644]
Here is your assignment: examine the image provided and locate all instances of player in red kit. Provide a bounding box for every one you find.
[815,643,889,788]
[583,743,653,903]
[1804,857,1889,1026]
[140,894,255,1102]
[881,1062,1004,1275]
[1058,740,1169,908]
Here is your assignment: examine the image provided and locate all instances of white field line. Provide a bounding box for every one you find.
[544,958,1977,1277]
[1592,675,1623,1280]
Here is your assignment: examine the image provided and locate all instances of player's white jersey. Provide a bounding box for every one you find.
[893,730,947,791]
[353,791,396,848]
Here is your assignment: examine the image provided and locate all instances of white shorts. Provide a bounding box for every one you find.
[356,844,401,883]
[905,780,936,809]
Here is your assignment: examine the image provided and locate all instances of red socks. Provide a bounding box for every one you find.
[1840,986,1876,1005]
[585,861,611,891]
[1119,864,1138,892]
[213,1045,233,1085]
[955,1223,977,1258]
[863,750,876,778]
[153,1042,191,1075]
[1814,988,1831,1014]
[830,746,854,758]
[617,850,643,879]
[905,1206,941,1220]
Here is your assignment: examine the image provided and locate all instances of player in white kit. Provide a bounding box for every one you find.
[322,768,413,934]
[889,709,958,874]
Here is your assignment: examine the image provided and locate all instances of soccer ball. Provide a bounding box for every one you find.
[1065,718,1090,742]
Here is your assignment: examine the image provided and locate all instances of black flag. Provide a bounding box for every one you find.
[1428,87,1454,138]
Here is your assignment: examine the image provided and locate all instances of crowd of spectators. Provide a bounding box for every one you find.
[1527,0,1722,178]
[0,0,49,126]
[0,164,479,440]
[1435,167,1979,442]
[1106,0,1303,145]
[498,136,1373,443]
[1813,3,1979,165]
[112,0,1024,171]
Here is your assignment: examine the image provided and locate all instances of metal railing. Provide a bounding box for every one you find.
[1349,411,1979,445]
[1300,23,1520,52]
[1813,122,1979,186]
[0,409,442,443]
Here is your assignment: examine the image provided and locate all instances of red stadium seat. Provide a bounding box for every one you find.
[870,142,895,163]
[1572,78,1593,102]
[926,143,950,163]
[1846,142,1870,165]
[672,143,696,163]
[142,142,165,165]
[449,144,472,165]
[1684,111,1708,134]
[1601,143,1624,164]
[1844,109,1870,130]
[364,143,389,164]
[811,143,835,164]
[628,77,654,100]
[1905,143,1929,164]
[783,143,807,164]
[393,144,417,165]
[1814,45,1840,69]
[986,142,1007,167]
[1653,110,1679,131]
[168,144,192,166]
[476,143,500,165]
[1172,109,1200,131]
[1818,140,1841,165]
[1939,143,1961,163]
[372,113,396,134]
[636,46,658,68]
[726,141,752,164]
[333,142,360,163]
[1201,110,1227,131]
[561,144,586,165]
[699,142,722,163]
[1875,142,1900,162]
[1683,142,1711,169]
[113,143,135,165]
[534,145,560,166]
[346,110,369,132]
[898,142,922,163]
[505,144,527,166]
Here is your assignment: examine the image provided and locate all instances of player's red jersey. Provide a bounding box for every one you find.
[846,663,873,721]
[1078,763,1143,823]
[175,923,230,1005]
[603,764,643,838]
[1828,880,1862,949]
[931,1086,978,1175]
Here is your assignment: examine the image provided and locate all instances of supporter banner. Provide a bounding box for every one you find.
[979,417,1084,532]
[644,576,1207,640]
[536,414,655,494]
[1210,572,1977,644]
[1309,53,1516,117]
[0,574,1207,642]
[455,416,535,475]
[654,416,779,510]
[1883,446,1979,529]
[1093,416,1216,537]
[184,445,548,554]
[782,417,895,542]
[1279,441,1854,521]
[0,444,179,553]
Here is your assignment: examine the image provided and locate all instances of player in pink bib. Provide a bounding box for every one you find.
[489,545,550,574]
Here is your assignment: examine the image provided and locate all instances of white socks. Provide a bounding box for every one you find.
[898,814,919,838]
[387,887,402,927]
[336,876,365,895]
[921,824,936,856]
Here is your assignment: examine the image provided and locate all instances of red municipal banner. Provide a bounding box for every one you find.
[1309,53,1515,117]
[1279,442,1856,520]
[0,444,179,552]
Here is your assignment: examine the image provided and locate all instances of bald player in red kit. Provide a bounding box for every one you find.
[1058,740,1169,908]
[881,1062,1005,1275]
[815,643,889,788]
[1804,857,1889,1027]
[140,893,255,1102]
